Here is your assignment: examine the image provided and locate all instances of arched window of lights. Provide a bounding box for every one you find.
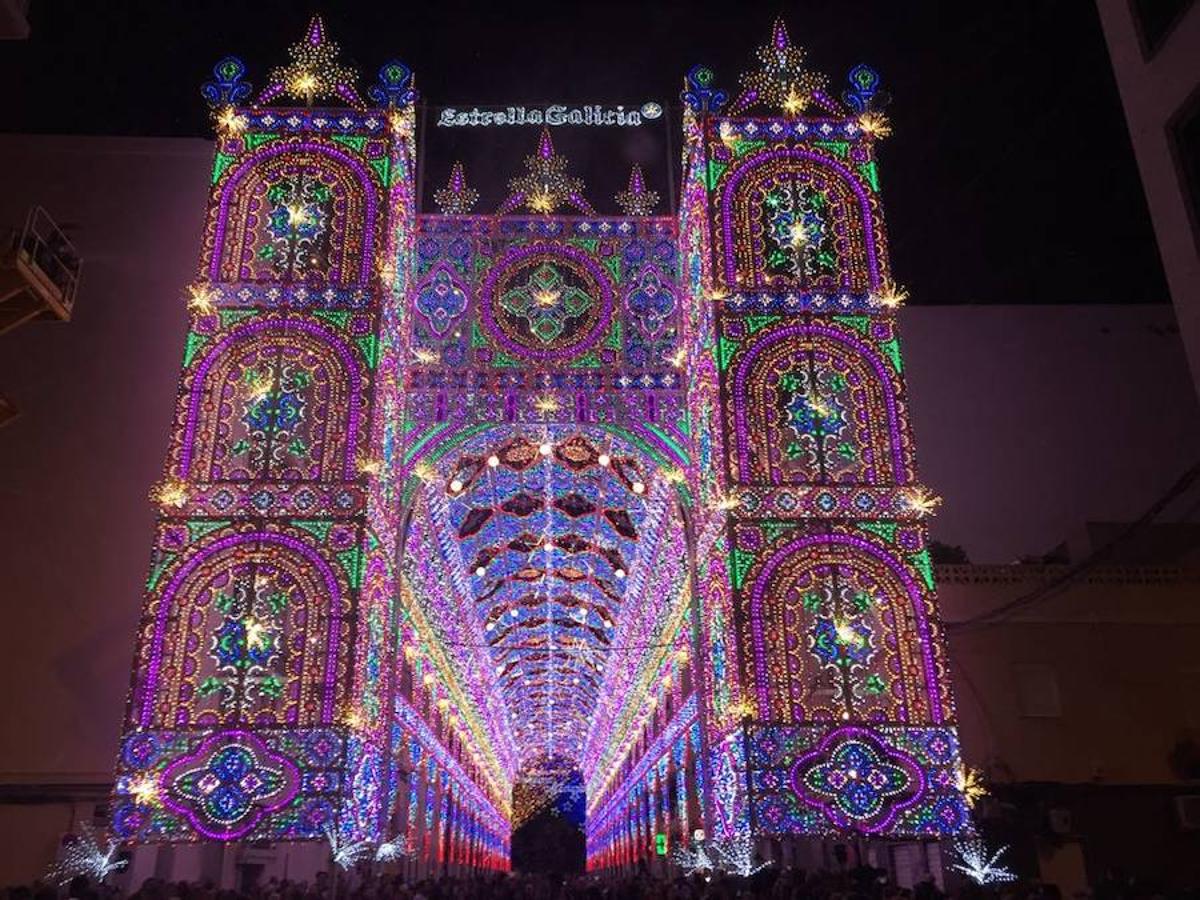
[745,532,949,726]
[727,321,912,486]
[135,528,348,730]
[718,148,884,292]
[175,318,366,484]
[207,141,381,286]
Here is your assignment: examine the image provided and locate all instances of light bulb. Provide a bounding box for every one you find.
[488,455,500,467]
[476,566,486,577]
[632,481,645,494]
[598,454,610,467]
[450,479,464,493]
[539,442,552,456]
[614,568,626,579]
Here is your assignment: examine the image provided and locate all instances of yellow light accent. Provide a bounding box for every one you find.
[291,71,319,99]
[857,111,893,139]
[378,259,397,286]
[286,204,310,227]
[215,106,248,136]
[714,494,741,512]
[533,394,562,414]
[129,775,161,807]
[834,620,863,647]
[422,673,435,687]
[245,371,274,404]
[718,121,740,150]
[437,698,450,711]
[664,467,686,485]
[244,618,271,652]
[788,221,810,248]
[529,191,555,214]
[666,347,687,368]
[152,480,189,510]
[342,708,365,730]
[674,648,690,664]
[413,347,440,364]
[726,698,756,721]
[903,487,943,517]
[781,88,807,116]
[388,108,414,139]
[808,396,831,418]
[873,281,909,309]
[356,457,383,477]
[957,765,988,808]
[532,287,561,307]
[185,282,217,316]
[403,645,418,661]
[411,462,436,482]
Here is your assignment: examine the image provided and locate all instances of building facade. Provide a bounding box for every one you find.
[101,16,975,881]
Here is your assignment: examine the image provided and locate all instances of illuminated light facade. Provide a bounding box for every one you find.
[113,16,966,874]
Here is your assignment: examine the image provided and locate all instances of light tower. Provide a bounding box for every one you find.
[110,18,417,851]
[678,21,970,855]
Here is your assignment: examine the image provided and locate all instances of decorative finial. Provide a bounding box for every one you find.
[614,166,659,217]
[369,60,418,109]
[499,127,595,216]
[681,64,728,115]
[434,162,480,215]
[201,57,253,109]
[258,15,362,107]
[730,18,832,117]
[842,64,880,114]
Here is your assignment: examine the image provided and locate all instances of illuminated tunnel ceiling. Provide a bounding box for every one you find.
[429,430,670,768]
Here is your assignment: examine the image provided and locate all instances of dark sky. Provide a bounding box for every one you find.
[0,0,1170,305]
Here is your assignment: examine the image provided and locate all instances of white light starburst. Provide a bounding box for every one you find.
[375,834,414,862]
[323,823,370,870]
[47,823,126,885]
[950,836,1016,885]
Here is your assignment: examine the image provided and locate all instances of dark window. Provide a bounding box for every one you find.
[1131,0,1194,57]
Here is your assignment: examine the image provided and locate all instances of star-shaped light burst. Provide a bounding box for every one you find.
[902,486,942,517]
[260,16,362,107]
[323,823,371,870]
[499,128,595,215]
[47,823,127,885]
[731,19,830,117]
[957,764,989,809]
[186,282,218,316]
[950,837,1017,885]
[375,835,414,862]
[614,165,659,216]
[434,162,480,215]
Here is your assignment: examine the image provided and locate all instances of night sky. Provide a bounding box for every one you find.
[0,0,1169,306]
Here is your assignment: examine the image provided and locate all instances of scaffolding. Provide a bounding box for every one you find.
[0,206,81,336]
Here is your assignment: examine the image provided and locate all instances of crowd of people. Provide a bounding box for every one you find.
[4,866,1194,900]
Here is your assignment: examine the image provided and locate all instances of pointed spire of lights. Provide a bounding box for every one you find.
[499,127,596,215]
[614,165,659,217]
[259,15,363,107]
[434,162,480,215]
[730,18,831,117]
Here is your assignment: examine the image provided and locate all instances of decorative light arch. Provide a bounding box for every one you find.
[718,147,884,289]
[179,317,366,480]
[729,322,909,484]
[138,529,348,727]
[209,140,382,284]
[746,531,944,724]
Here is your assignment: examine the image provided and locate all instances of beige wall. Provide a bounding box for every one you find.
[942,564,1200,784]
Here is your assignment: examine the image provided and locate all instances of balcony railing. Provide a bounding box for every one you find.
[0,206,82,335]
